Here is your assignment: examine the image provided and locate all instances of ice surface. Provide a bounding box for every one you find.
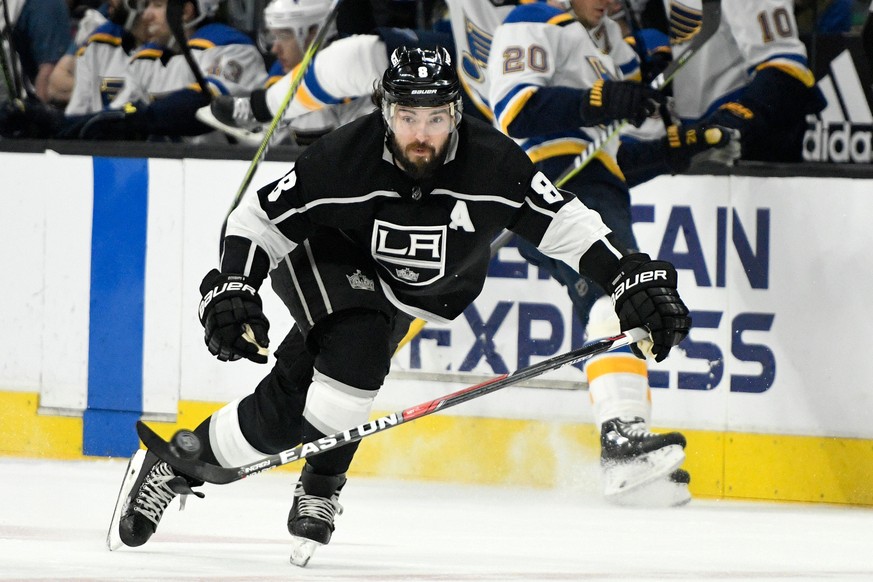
[1,458,872,581]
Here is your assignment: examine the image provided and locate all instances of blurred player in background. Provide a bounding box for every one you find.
[488,0,738,506]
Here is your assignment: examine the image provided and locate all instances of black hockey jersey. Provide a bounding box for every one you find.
[223,111,613,322]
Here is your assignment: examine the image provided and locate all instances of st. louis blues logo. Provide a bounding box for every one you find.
[371,220,446,286]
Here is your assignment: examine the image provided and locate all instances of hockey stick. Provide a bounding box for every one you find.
[223,0,343,221]
[552,0,721,188]
[0,29,15,97]
[137,327,649,485]
[166,0,212,99]
[0,0,23,98]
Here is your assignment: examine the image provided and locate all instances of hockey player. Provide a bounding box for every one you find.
[64,0,157,115]
[107,47,691,566]
[658,0,824,162]
[487,0,737,506]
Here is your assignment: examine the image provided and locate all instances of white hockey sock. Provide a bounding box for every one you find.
[208,398,271,468]
[586,352,651,428]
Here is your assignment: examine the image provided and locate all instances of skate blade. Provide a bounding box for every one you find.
[289,536,322,567]
[602,444,685,499]
[608,476,691,508]
[106,449,146,551]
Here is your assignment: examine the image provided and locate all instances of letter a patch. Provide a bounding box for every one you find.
[448,200,475,232]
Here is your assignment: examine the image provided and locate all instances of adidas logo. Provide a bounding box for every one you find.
[803,49,873,163]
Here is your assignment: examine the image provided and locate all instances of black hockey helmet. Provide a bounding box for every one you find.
[381,46,462,131]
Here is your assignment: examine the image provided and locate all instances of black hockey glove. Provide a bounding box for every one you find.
[607,253,691,362]
[76,101,151,140]
[198,269,270,364]
[579,80,665,128]
[0,98,64,138]
[662,123,741,173]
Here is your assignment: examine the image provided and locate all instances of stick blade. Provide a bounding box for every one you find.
[135,421,238,485]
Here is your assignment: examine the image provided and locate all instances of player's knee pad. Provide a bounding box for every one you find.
[201,398,274,467]
[302,370,378,436]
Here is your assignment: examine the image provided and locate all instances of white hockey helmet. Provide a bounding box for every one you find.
[260,0,333,53]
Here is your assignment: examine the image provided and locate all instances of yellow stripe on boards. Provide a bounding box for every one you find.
[3,391,873,506]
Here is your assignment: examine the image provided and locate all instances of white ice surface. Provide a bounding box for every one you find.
[2,458,872,581]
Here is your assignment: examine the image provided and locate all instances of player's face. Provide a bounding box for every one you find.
[389,105,454,180]
[570,0,611,28]
[143,0,172,44]
[269,29,303,73]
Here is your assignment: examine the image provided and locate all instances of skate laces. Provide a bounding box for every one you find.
[132,462,200,526]
[617,417,654,440]
[293,482,343,524]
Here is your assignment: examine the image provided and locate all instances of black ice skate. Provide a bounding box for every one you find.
[195,95,266,146]
[287,465,345,567]
[600,417,688,503]
[106,449,204,550]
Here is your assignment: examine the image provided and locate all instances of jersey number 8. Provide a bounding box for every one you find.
[532,171,561,204]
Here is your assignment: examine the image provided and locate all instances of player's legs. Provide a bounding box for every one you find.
[572,177,690,505]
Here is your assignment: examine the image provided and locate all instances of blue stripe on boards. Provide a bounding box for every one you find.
[83,157,149,457]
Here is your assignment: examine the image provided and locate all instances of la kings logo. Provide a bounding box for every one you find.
[804,48,872,163]
[371,220,446,286]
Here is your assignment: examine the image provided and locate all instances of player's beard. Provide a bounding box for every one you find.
[390,135,450,181]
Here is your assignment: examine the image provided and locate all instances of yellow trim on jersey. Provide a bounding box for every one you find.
[294,83,322,111]
[88,33,122,47]
[281,64,322,111]
[131,48,164,61]
[547,12,576,26]
[498,86,538,135]
[76,46,87,57]
[189,38,216,50]
[524,142,626,182]
[593,150,626,182]
[586,355,648,380]
[756,62,815,88]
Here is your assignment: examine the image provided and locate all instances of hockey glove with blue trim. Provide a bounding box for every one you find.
[198,269,270,364]
[607,253,690,362]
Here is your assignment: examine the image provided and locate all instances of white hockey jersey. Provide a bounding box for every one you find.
[488,3,639,173]
[667,0,814,121]
[66,23,142,115]
[111,23,266,106]
[444,0,525,120]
